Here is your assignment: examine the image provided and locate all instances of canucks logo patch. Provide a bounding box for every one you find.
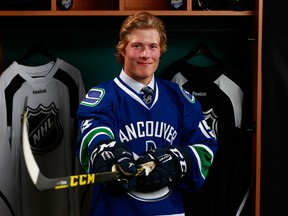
[80,88,105,107]
[180,85,195,103]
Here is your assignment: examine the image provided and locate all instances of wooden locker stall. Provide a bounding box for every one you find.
[0,0,262,215]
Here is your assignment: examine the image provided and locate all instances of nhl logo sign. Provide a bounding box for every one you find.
[203,108,218,140]
[26,102,63,155]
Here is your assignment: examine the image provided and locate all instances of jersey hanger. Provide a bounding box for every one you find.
[16,43,57,64]
[179,43,222,65]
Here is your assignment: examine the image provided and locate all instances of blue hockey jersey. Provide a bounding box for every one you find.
[76,71,218,216]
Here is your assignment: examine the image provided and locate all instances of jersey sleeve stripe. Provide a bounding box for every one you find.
[189,144,214,179]
[80,126,114,172]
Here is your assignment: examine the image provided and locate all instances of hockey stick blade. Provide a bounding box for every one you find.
[22,112,122,191]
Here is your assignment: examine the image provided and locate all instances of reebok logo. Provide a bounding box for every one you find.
[33,89,47,94]
[192,91,207,97]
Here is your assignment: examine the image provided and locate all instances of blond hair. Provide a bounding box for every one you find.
[115,12,167,65]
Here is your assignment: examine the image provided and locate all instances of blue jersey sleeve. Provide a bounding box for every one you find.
[76,83,117,173]
[176,84,218,191]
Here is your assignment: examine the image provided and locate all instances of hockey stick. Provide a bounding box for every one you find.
[22,112,144,191]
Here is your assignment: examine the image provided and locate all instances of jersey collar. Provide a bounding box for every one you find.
[119,69,155,94]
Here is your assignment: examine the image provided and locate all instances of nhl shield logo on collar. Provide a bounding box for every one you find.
[143,94,153,104]
[141,86,153,104]
[170,0,185,9]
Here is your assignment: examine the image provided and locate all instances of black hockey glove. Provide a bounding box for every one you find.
[135,146,191,192]
[91,141,137,195]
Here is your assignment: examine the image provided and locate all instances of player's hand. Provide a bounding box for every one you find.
[135,147,191,192]
[91,140,137,195]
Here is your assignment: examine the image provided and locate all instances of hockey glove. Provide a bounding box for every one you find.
[135,146,191,192]
[91,141,137,195]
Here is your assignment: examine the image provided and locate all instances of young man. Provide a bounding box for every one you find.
[76,11,218,216]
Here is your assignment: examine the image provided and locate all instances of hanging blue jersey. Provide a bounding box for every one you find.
[77,75,217,216]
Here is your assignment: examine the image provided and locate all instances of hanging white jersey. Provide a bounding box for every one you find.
[0,82,14,216]
[0,59,86,216]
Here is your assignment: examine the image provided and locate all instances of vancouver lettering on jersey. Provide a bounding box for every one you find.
[119,120,177,144]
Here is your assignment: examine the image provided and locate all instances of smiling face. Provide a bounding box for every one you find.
[121,29,161,85]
